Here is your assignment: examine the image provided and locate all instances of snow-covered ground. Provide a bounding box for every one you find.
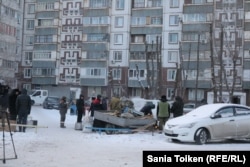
[1,106,250,167]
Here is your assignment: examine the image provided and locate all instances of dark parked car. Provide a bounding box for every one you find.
[43,96,60,109]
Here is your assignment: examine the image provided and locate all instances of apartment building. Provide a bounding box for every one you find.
[19,0,250,105]
[0,0,22,88]
[180,0,249,105]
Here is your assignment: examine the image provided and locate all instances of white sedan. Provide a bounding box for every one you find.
[164,103,250,144]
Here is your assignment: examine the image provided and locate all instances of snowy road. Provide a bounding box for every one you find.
[1,106,250,167]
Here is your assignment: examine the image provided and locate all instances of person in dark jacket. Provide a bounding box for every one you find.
[171,96,184,118]
[59,96,68,128]
[140,103,155,116]
[16,88,32,132]
[8,88,20,120]
[90,95,106,129]
[156,95,170,131]
[90,95,103,117]
[76,94,85,123]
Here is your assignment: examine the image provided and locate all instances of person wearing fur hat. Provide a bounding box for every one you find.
[59,96,68,128]
[156,95,170,132]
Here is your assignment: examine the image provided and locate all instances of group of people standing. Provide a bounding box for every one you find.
[0,87,32,132]
[156,95,184,132]
[59,93,108,129]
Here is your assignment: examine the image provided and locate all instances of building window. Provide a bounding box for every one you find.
[188,89,204,101]
[113,51,122,61]
[83,16,109,25]
[115,17,124,27]
[88,34,106,42]
[170,0,179,8]
[192,0,206,4]
[89,0,109,8]
[114,34,123,44]
[131,35,145,43]
[24,68,32,78]
[113,86,121,97]
[35,35,53,43]
[167,88,174,99]
[33,52,51,59]
[183,14,207,22]
[131,17,146,25]
[169,15,179,25]
[25,36,34,45]
[133,0,145,8]
[130,52,146,60]
[26,20,34,30]
[129,69,145,78]
[32,68,55,76]
[146,34,161,44]
[23,84,31,91]
[112,68,121,80]
[37,2,54,10]
[25,52,33,61]
[116,0,125,10]
[168,51,178,63]
[148,0,162,7]
[38,19,53,26]
[28,4,35,14]
[151,17,162,25]
[86,68,105,77]
[169,33,178,44]
[167,69,176,81]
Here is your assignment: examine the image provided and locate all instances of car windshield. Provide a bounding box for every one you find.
[48,97,59,102]
[184,104,195,108]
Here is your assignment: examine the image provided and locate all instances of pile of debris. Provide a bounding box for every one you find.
[109,97,145,118]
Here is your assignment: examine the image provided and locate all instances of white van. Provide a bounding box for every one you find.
[30,90,48,105]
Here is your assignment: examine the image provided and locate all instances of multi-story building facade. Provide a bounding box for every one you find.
[0,0,23,88]
[19,0,250,105]
[181,0,249,105]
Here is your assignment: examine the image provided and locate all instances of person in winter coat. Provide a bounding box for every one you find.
[90,95,106,129]
[156,95,170,131]
[16,88,32,132]
[90,95,103,117]
[76,94,85,123]
[140,103,155,116]
[8,88,20,120]
[171,96,184,118]
[59,96,68,128]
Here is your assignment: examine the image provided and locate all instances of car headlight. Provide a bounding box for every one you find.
[179,122,196,129]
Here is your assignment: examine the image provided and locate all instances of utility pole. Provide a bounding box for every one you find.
[219,25,224,103]
[195,33,200,107]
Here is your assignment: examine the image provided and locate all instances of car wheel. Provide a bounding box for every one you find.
[105,123,116,135]
[31,100,35,105]
[195,128,209,145]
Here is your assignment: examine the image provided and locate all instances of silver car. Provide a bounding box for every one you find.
[164,103,250,144]
[183,103,196,114]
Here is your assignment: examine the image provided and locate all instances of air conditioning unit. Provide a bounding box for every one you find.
[201,39,207,44]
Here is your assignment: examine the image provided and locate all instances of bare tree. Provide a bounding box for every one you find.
[209,23,218,103]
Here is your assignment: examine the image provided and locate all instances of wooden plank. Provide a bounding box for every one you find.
[131,122,156,132]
